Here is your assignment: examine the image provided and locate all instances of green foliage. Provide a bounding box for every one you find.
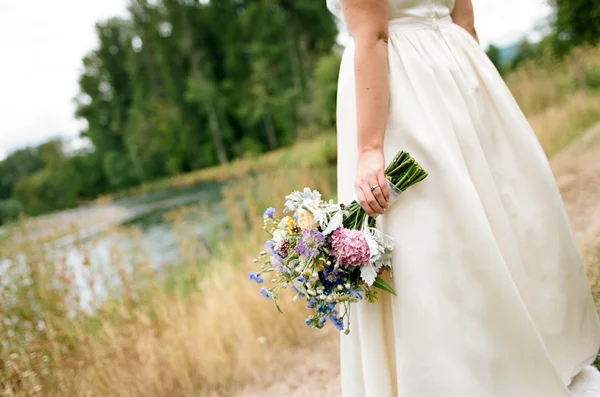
[485,44,503,73]
[74,0,338,189]
[14,147,82,216]
[509,39,543,70]
[0,147,45,199]
[0,199,23,225]
[313,53,342,128]
[550,0,600,52]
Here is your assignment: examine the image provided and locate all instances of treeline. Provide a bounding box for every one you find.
[486,0,600,73]
[0,0,340,222]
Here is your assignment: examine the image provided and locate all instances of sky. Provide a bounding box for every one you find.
[0,0,552,160]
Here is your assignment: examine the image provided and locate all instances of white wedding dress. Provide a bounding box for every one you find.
[328,1,600,396]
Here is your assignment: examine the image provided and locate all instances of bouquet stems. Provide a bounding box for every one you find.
[343,151,428,230]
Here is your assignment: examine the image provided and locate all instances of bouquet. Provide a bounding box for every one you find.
[249,151,427,333]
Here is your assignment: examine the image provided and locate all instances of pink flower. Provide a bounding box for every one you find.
[330,228,370,267]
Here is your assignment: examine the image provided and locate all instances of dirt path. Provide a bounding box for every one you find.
[235,123,600,397]
[552,123,600,275]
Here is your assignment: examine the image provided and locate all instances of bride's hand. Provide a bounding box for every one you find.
[355,149,390,217]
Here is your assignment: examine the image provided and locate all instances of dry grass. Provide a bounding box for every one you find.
[0,169,335,396]
[506,44,600,116]
[3,45,600,397]
[529,92,600,157]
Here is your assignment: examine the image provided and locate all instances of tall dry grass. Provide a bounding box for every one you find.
[1,168,336,396]
[2,44,600,397]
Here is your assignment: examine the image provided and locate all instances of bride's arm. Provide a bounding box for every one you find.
[451,0,479,43]
[342,0,390,217]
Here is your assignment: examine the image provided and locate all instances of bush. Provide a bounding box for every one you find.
[0,199,23,225]
[14,163,81,216]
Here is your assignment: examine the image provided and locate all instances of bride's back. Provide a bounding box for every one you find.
[327,0,455,20]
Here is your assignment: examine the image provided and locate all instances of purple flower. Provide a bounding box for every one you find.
[270,254,289,274]
[330,228,370,267]
[263,207,276,218]
[260,287,272,300]
[295,228,324,258]
[248,272,264,284]
[319,267,342,292]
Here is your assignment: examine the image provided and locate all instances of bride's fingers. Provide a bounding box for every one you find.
[369,176,388,210]
[356,186,376,217]
[362,183,385,215]
[377,172,390,202]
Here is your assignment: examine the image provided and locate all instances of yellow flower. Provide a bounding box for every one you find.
[280,216,295,231]
[298,209,317,229]
[286,217,295,230]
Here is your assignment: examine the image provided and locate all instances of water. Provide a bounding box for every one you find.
[113,182,227,265]
[1,182,228,311]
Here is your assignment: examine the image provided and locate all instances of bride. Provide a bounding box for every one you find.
[327,0,600,396]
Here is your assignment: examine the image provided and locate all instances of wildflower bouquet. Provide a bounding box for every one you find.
[249,151,427,333]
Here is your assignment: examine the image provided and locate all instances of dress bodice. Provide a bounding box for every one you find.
[327,0,455,21]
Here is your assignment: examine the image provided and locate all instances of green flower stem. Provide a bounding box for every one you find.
[342,151,428,230]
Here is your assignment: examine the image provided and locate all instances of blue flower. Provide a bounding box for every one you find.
[265,239,276,252]
[351,289,363,300]
[317,302,337,314]
[329,315,344,331]
[263,207,276,218]
[296,276,305,283]
[248,272,264,284]
[305,317,313,326]
[306,298,317,309]
[260,287,272,300]
[292,286,305,298]
[316,316,327,329]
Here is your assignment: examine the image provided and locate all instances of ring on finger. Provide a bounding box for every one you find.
[370,185,380,192]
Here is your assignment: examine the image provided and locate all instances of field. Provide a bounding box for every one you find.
[2,46,600,396]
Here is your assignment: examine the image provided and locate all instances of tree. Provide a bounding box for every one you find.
[550,0,600,51]
[13,141,82,215]
[485,44,503,73]
[313,53,342,129]
[0,199,23,225]
[0,147,45,199]
[509,39,542,70]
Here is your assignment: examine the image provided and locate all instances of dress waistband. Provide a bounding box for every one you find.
[388,15,454,31]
